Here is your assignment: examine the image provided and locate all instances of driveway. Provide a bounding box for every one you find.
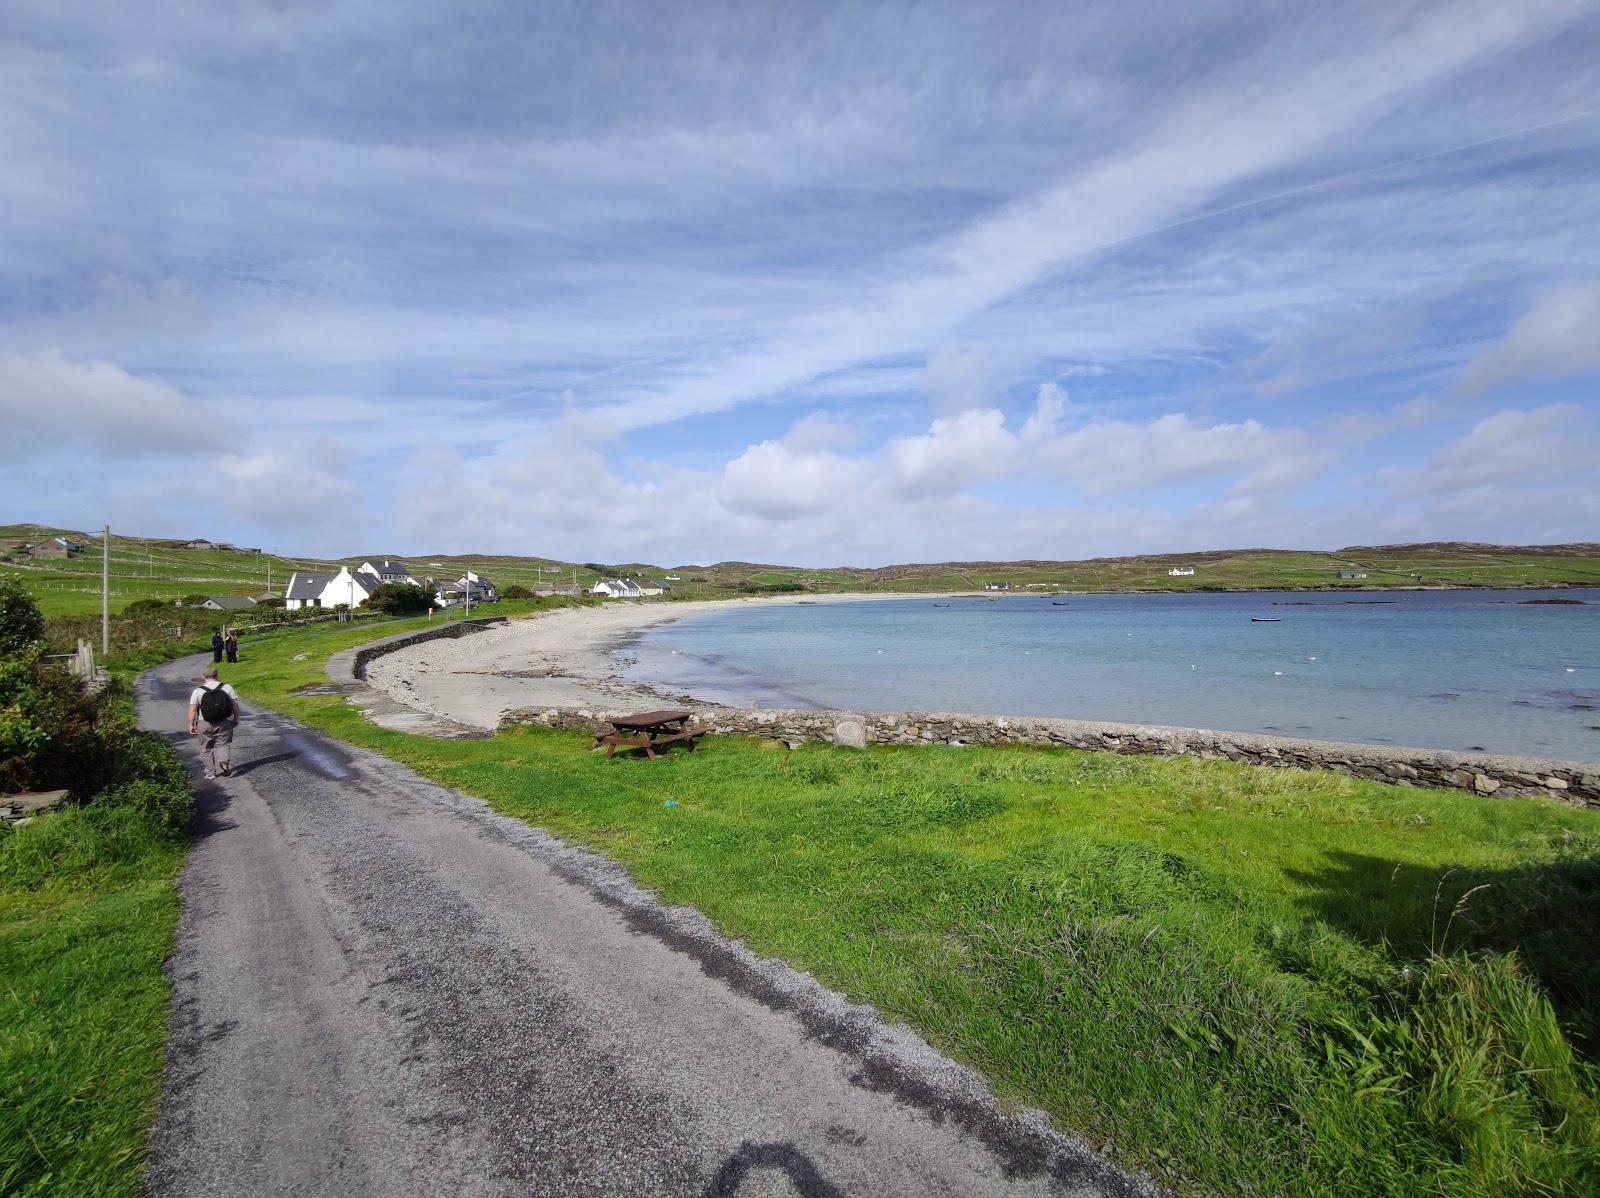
[137,653,1149,1198]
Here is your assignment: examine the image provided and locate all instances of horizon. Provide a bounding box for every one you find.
[3,1,1599,563]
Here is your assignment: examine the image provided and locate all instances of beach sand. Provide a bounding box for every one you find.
[361,593,944,730]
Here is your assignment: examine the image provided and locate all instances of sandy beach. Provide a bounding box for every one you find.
[361,592,943,730]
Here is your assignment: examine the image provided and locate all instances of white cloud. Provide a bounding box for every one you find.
[1384,403,1597,495]
[0,351,216,457]
[887,408,1018,500]
[716,440,870,521]
[1020,382,1069,441]
[1038,414,1315,496]
[219,447,363,529]
[1452,282,1600,398]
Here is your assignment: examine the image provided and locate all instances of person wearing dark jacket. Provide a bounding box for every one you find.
[211,629,225,663]
[224,630,239,663]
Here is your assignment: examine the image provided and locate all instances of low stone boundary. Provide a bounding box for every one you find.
[348,616,509,680]
[502,705,1599,807]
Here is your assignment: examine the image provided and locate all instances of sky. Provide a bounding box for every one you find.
[2,0,1599,565]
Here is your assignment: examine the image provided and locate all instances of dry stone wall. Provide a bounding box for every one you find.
[350,616,508,680]
[502,704,1599,808]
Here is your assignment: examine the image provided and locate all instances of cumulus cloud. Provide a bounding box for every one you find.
[0,351,217,458]
[887,408,1018,499]
[1020,382,1069,441]
[716,440,870,521]
[1384,404,1597,495]
[1452,283,1600,398]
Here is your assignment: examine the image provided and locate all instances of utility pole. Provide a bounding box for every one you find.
[101,524,110,655]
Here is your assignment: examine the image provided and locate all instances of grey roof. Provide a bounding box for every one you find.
[369,559,410,574]
[286,570,335,600]
[203,595,257,610]
[353,570,384,592]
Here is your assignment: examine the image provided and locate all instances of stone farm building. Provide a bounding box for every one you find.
[27,536,81,559]
[199,596,257,612]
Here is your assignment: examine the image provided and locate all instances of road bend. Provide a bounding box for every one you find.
[137,653,1150,1198]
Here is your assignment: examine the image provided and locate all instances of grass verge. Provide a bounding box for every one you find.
[0,689,191,1197]
[222,618,1600,1196]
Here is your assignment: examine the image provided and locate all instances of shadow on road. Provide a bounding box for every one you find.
[703,1141,848,1197]
[228,750,300,778]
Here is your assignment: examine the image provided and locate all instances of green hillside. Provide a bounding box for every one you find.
[3,522,1597,618]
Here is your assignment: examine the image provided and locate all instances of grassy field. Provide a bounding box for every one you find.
[5,523,1599,620]
[214,617,1600,1197]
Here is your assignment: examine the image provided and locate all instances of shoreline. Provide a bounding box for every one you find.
[358,585,1598,743]
[361,591,946,729]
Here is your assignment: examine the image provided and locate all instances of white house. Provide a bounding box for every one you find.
[358,559,416,585]
[283,566,384,610]
[1167,567,1196,577]
[591,578,641,598]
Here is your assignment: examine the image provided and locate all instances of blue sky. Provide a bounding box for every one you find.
[3,0,1598,564]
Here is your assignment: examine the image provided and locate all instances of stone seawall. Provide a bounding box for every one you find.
[502,704,1599,808]
[349,616,508,680]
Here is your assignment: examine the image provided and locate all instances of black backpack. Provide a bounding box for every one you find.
[199,684,234,723]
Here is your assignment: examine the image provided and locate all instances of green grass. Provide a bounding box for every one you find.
[217,618,1600,1196]
[0,764,189,1197]
[4,522,1598,621]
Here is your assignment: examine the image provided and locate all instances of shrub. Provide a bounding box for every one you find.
[256,596,285,609]
[0,578,45,653]
[122,597,170,614]
[179,593,210,606]
[501,584,533,600]
[0,652,103,794]
[364,583,432,615]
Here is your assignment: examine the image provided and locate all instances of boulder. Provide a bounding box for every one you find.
[832,718,867,750]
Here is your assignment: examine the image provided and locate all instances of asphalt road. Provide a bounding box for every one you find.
[138,654,1150,1198]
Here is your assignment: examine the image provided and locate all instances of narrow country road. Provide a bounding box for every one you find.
[137,654,1149,1198]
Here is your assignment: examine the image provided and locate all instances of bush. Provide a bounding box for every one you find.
[179,593,210,606]
[122,597,170,614]
[0,652,103,794]
[501,584,533,600]
[364,583,432,616]
[0,578,45,653]
[256,596,285,609]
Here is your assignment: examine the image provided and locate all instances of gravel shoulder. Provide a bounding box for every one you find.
[137,652,1150,1197]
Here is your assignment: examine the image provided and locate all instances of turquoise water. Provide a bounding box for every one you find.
[620,589,1600,762]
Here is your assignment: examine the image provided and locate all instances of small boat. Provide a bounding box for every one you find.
[796,600,815,604]
[1051,600,1071,606]
[932,602,950,608]
[1251,617,1282,623]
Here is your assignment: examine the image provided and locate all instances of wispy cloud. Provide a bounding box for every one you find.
[2,1,1598,559]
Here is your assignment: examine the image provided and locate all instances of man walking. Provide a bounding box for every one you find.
[188,666,242,779]
[211,628,225,663]
[224,629,239,663]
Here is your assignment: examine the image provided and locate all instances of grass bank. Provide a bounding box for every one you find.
[0,681,192,1197]
[223,618,1600,1196]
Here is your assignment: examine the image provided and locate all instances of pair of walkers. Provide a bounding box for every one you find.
[188,666,242,779]
[210,629,239,664]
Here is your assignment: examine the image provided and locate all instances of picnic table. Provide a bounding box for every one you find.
[594,709,706,759]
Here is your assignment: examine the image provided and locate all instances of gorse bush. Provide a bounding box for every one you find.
[0,578,46,653]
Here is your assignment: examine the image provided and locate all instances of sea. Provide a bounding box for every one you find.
[619,588,1600,763]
